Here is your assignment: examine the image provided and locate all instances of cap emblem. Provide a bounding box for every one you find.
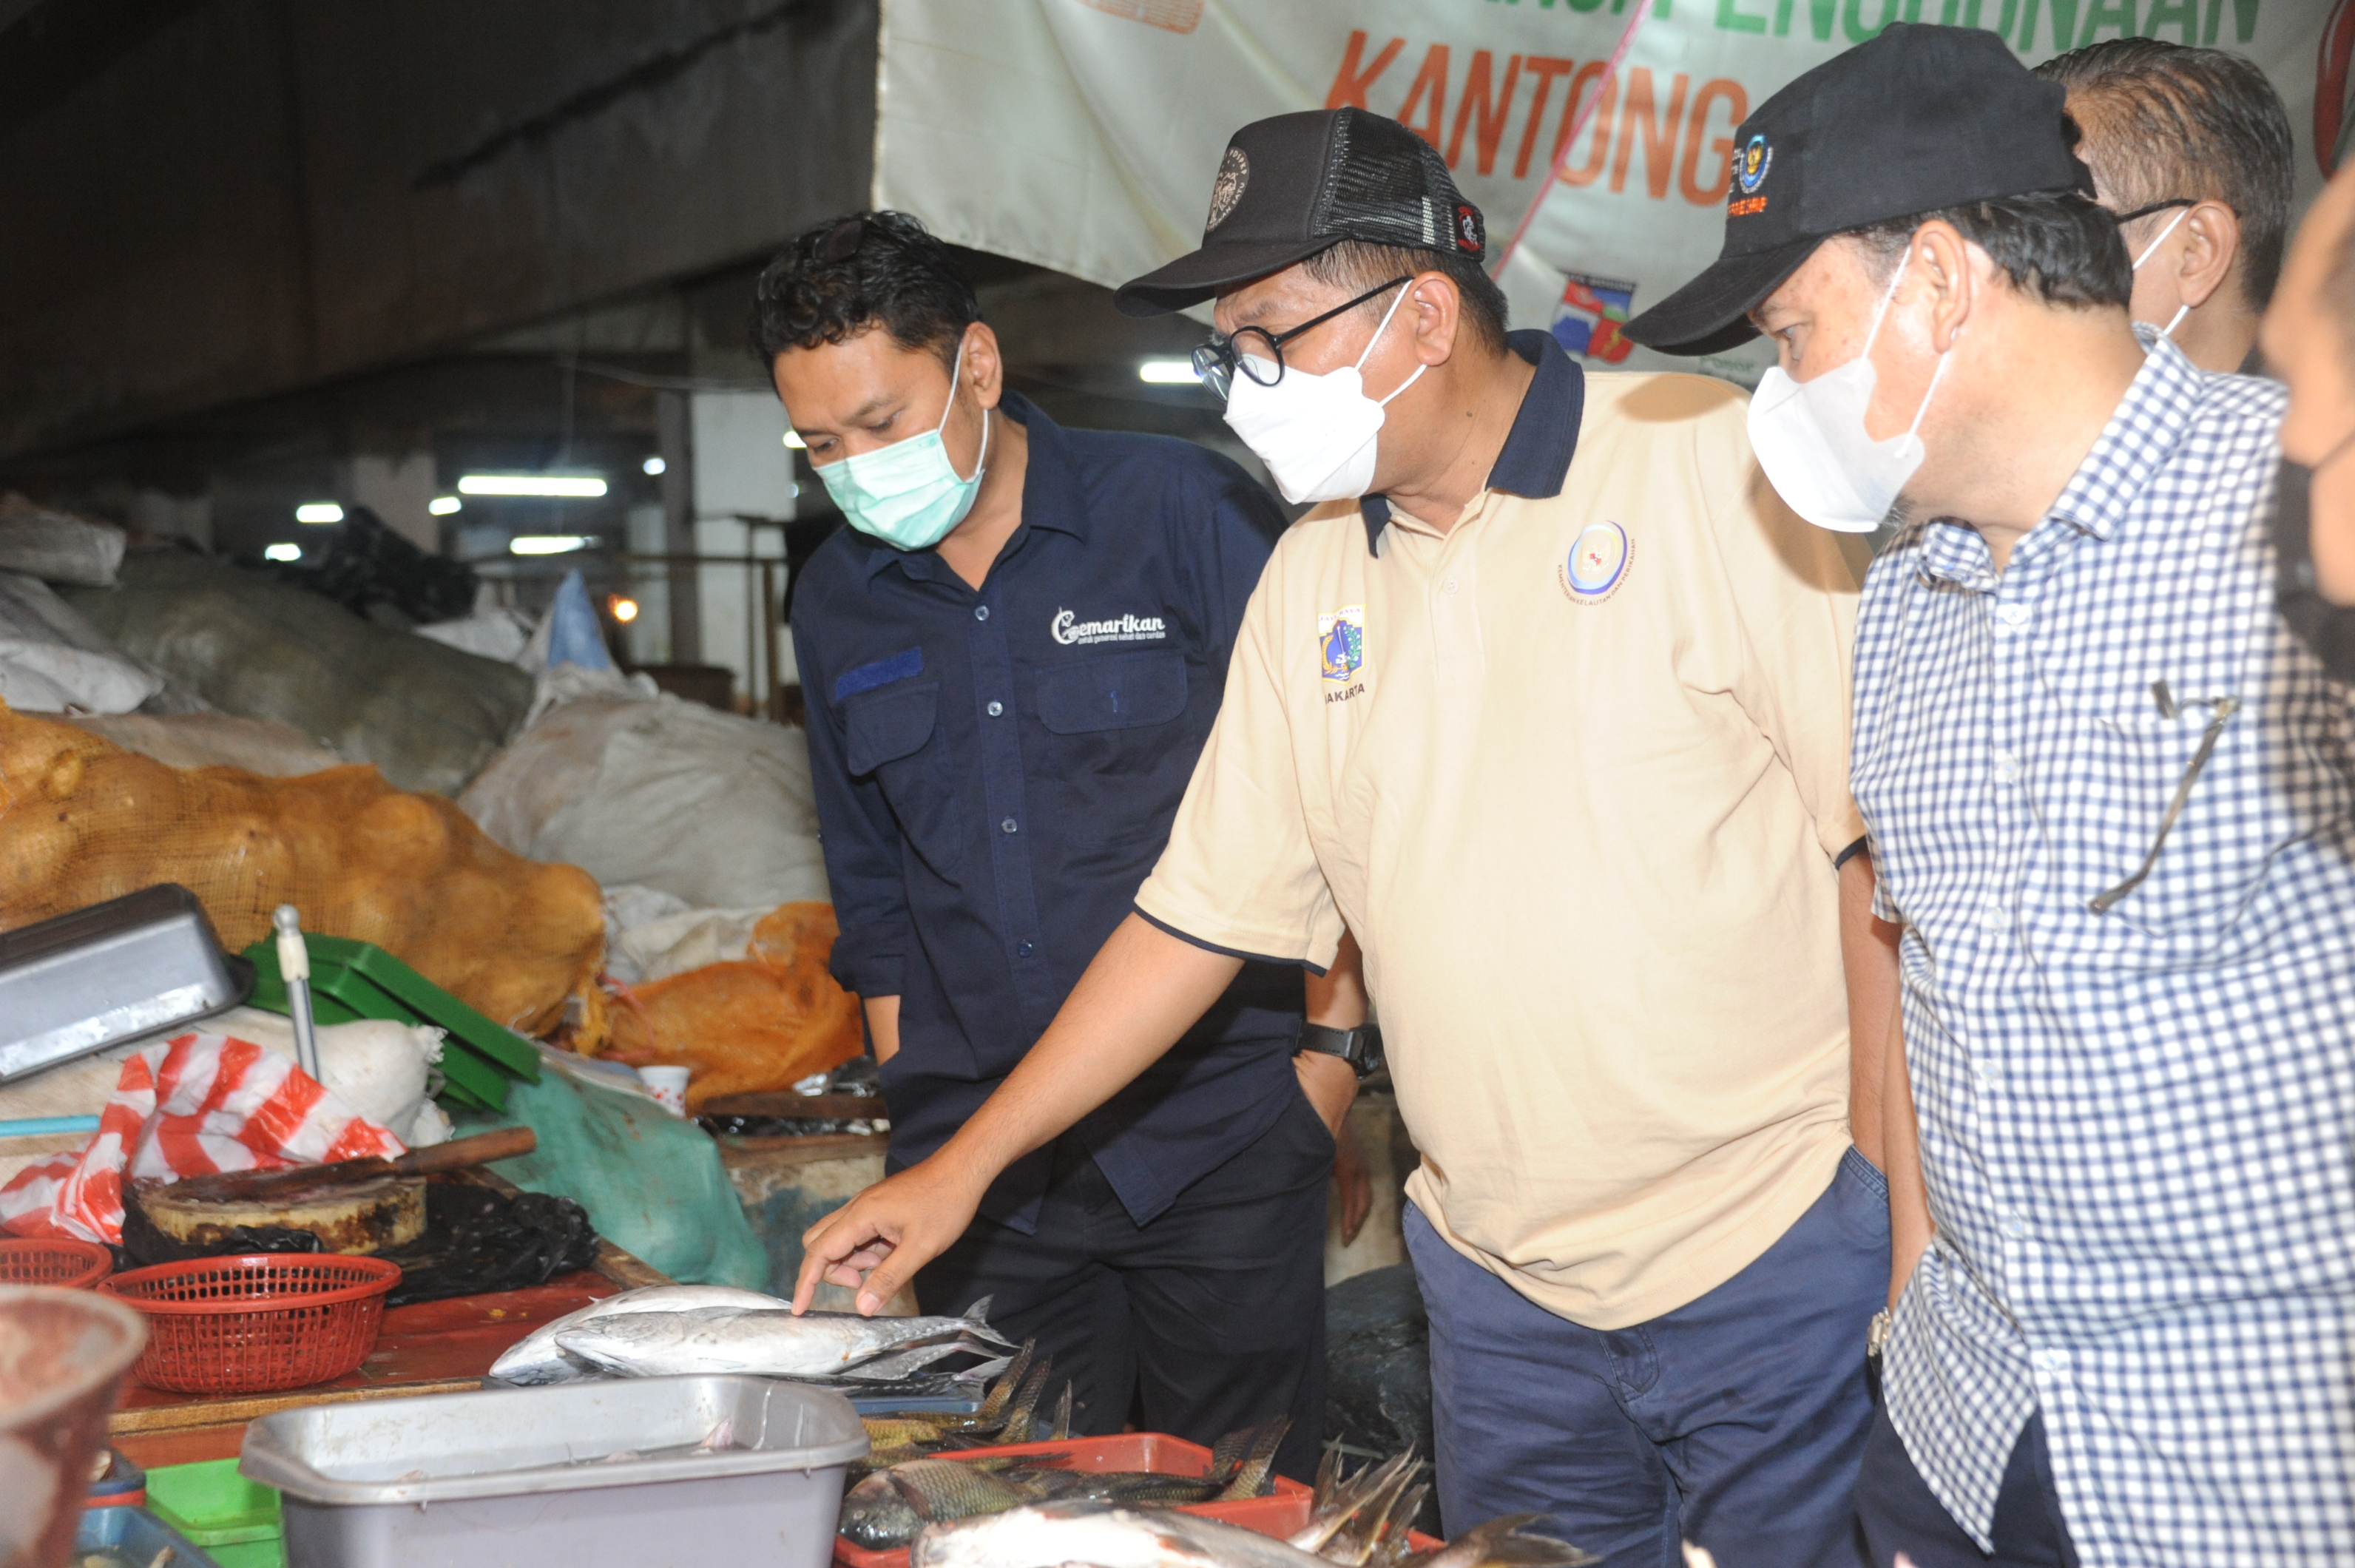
[1560,521,1632,604]
[1454,204,1482,254]
[1207,146,1249,231]
[1735,135,1772,196]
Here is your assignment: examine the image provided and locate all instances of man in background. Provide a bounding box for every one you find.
[1632,23,2355,1564]
[2036,38,2293,374]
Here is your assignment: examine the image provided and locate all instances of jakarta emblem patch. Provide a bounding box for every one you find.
[1317,605,1365,681]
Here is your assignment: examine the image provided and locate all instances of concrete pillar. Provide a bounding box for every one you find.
[341,452,439,552]
[656,390,700,663]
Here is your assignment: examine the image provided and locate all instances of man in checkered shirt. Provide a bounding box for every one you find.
[1628,24,2355,1568]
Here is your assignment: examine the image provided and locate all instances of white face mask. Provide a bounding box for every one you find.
[2130,205,2193,339]
[1221,285,1430,504]
[1746,257,1952,534]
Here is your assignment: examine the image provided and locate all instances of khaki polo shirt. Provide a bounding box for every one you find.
[1135,334,1869,1329]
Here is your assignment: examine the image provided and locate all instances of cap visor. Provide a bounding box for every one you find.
[1113,237,1340,317]
[1620,236,1823,356]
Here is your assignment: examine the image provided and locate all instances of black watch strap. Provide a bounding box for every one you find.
[1294,1020,1383,1079]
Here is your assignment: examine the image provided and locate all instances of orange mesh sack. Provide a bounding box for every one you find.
[0,702,603,1036]
[600,902,863,1109]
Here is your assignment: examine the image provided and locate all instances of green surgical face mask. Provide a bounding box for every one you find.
[813,339,990,551]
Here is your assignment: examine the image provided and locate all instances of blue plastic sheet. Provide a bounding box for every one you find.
[543,570,615,673]
[459,1050,765,1288]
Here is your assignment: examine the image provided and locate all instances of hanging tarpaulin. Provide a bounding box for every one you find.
[875,0,2326,384]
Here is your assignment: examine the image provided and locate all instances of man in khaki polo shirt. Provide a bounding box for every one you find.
[797,108,1898,1567]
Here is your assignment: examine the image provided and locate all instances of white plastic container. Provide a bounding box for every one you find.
[239,1374,867,1568]
[638,1064,691,1117]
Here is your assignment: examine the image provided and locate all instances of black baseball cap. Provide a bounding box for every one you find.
[1622,23,2097,356]
[1114,107,1486,317]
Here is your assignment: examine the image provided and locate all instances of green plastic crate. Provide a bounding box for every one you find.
[145,1459,283,1568]
[243,934,540,1112]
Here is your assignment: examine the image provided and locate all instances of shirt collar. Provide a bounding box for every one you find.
[851,389,1081,582]
[1914,328,2203,587]
[2042,327,2203,543]
[1359,330,1586,554]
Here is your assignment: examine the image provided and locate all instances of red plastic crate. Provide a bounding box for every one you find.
[834,1431,1314,1568]
[0,1237,112,1289]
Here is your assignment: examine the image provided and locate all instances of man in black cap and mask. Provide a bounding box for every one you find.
[1627,23,2355,1567]
[800,105,1902,1567]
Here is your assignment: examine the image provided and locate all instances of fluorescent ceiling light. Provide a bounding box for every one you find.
[1138,359,1199,385]
[458,474,608,498]
[642,455,666,476]
[294,501,344,524]
[428,495,462,516]
[509,535,594,555]
[781,429,806,449]
[263,543,303,562]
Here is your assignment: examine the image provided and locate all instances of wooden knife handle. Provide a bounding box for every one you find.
[391,1126,537,1176]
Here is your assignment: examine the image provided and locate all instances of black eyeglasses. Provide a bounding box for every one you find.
[1191,277,1413,401]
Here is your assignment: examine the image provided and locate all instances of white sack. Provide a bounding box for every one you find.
[0,638,161,713]
[0,494,125,587]
[64,712,344,775]
[463,691,828,913]
[601,885,774,986]
[416,607,535,663]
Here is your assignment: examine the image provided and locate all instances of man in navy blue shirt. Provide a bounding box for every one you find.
[753,212,1363,1477]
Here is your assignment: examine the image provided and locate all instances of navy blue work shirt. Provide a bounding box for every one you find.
[791,391,1303,1231]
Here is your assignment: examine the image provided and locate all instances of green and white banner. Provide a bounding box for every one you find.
[876,0,2334,382]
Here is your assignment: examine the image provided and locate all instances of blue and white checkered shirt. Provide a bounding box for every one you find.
[1856,334,2355,1566]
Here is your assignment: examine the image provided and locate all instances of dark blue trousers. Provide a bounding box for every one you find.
[1405,1148,1890,1568]
[1856,1408,2078,1568]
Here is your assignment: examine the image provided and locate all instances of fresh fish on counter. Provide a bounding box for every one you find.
[488,1285,786,1385]
[909,1501,1593,1568]
[554,1297,1014,1380]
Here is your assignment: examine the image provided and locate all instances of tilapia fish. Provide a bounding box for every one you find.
[555,1297,1014,1380]
[912,1502,1592,1568]
[487,1285,787,1386]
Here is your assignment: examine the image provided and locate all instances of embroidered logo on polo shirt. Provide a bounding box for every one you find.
[1560,522,1632,604]
[1051,609,1168,646]
[1317,605,1367,703]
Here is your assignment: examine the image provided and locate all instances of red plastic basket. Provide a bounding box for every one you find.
[835,1432,1314,1568]
[97,1254,400,1395]
[0,1237,112,1289]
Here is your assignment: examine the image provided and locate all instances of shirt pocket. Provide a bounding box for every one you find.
[2063,700,2279,947]
[845,681,964,880]
[1033,649,1192,851]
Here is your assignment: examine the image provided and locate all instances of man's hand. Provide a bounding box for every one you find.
[791,914,1245,1317]
[1295,1050,1356,1139]
[794,1155,985,1316]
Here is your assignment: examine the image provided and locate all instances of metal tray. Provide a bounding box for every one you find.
[241,1375,867,1568]
[0,885,249,1084]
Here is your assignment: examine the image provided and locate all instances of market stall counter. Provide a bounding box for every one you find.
[107,1174,668,1470]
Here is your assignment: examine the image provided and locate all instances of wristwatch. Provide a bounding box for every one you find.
[1294,1020,1384,1080]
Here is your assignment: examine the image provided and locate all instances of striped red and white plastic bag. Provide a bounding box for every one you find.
[0,1032,407,1244]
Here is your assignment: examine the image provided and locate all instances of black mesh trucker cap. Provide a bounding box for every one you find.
[1622,23,2097,356]
[1114,107,1485,317]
